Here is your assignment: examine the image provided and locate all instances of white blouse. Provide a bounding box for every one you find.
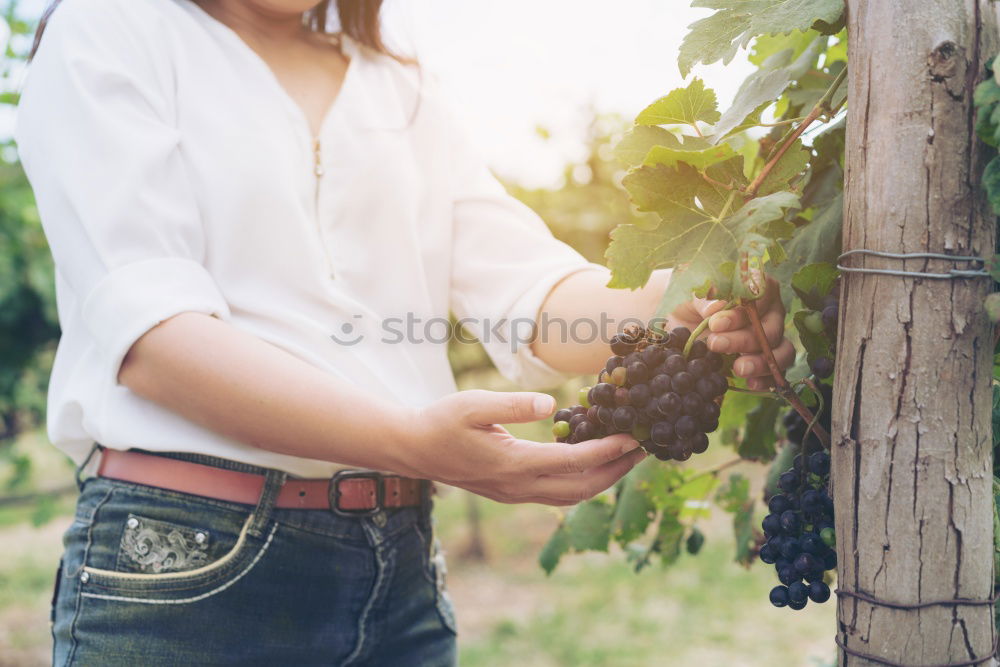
[14,0,599,477]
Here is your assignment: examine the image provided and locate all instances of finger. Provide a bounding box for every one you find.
[707,306,784,354]
[528,449,647,502]
[731,338,796,378]
[707,307,748,335]
[517,433,641,476]
[456,389,555,425]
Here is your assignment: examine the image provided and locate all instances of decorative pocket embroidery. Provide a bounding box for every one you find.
[116,514,212,574]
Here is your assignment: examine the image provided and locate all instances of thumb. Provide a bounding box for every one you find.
[456,389,555,426]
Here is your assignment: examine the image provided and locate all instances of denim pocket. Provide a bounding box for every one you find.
[75,483,278,604]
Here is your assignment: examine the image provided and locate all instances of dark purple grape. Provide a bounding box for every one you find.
[674,415,698,439]
[662,354,687,375]
[822,549,837,570]
[605,356,625,374]
[778,471,799,493]
[778,566,800,586]
[650,374,673,396]
[768,494,792,515]
[822,305,838,331]
[671,327,691,347]
[808,581,831,603]
[700,417,719,433]
[610,334,636,356]
[811,356,834,379]
[702,402,721,422]
[709,373,729,396]
[627,361,650,385]
[651,444,673,461]
[794,553,820,576]
[554,408,573,423]
[694,377,716,400]
[569,414,587,430]
[641,346,666,367]
[788,598,807,610]
[805,570,825,584]
[591,382,616,408]
[792,454,804,471]
[780,510,801,534]
[586,406,601,424]
[780,537,801,560]
[799,532,824,556]
[614,387,631,407]
[574,421,598,441]
[681,392,704,417]
[687,358,710,379]
[690,432,709,453]
[671,372,695,394]
[597,406,614,426]
[656,393,682,418]
[612,406,637,431]
[674,448,692,462]
[570,405,587,416]
[650,421,675,446]
[762,513,782,536]
[769,585,790,608]
[759,542,778,564]
[643,403,662,423]
[687,339,708,359]
[703,350,724,372]
[787,581,808,605]
[800,489,823,514]
[808,451,830,475]
[629,384,652,407]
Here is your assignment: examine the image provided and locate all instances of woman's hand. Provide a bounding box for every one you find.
[400,390,647,506]
[670,277,794,391]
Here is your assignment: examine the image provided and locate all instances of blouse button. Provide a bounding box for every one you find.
[126,517,139,529]
[194,532,207,545]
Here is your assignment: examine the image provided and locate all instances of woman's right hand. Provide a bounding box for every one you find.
[397,390,647,506]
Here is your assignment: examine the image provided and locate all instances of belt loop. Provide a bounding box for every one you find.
[248,469,286,538]
[75,442,103,491]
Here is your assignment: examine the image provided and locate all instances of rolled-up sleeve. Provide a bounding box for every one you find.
[14,1,230,386]
[448,118,603,389]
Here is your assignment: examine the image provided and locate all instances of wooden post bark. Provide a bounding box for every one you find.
[833,1,997,665]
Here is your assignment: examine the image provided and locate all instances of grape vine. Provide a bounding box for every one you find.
[539,0,849,609]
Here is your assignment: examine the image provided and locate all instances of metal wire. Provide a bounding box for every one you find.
[836,249,993,279]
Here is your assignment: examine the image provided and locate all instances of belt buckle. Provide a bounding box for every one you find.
[329,470,384,517]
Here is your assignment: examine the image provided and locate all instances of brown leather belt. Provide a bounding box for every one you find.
[97,448,429,515]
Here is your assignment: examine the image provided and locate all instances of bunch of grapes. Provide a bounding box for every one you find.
[801,292,839,378]
[551,324,730,461]
[759,449,836,610]
[782,383,832,449]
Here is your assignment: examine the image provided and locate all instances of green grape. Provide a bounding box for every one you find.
[552,421,571,438]
[631,423,651,442]
[803,311,825,334]
[579,386,592,408]
[820,526,836,548]
[610,366,628,386]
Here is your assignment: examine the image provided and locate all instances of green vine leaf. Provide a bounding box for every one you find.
[678,0,845,77]
[715,473,757,565]
[982,157,1000,216]
[539,523,571,575]
[771,192,843,292]
[635,77,720,127]
[712,37,824,140]
[643,141,737,171]
[791,261,839,309]
[565,497,614,552]
[757,141,812,196]
[614,126,681,167]
[738,398,781,461]
[611,458,659,545]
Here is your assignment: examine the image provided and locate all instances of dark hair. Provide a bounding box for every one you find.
[29,0,401,62]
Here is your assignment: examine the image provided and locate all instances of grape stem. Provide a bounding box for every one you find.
[744,66,847,200]
[683,299,737,357]
[743,300,832,448]
[727,385,783,398]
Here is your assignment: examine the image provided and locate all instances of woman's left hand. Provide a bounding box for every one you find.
[670,277,795,391]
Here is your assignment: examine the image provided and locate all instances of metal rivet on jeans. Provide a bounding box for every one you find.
[372,511,387,528]
[79,571,90,584]
[194,532,207,545]
[126,517,139,529]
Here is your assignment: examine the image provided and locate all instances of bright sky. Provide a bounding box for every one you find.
[4,0,754,187]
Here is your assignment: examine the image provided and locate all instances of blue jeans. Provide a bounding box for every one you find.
[51,455,457,666]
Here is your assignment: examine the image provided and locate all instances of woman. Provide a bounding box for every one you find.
[16,0,794,664]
